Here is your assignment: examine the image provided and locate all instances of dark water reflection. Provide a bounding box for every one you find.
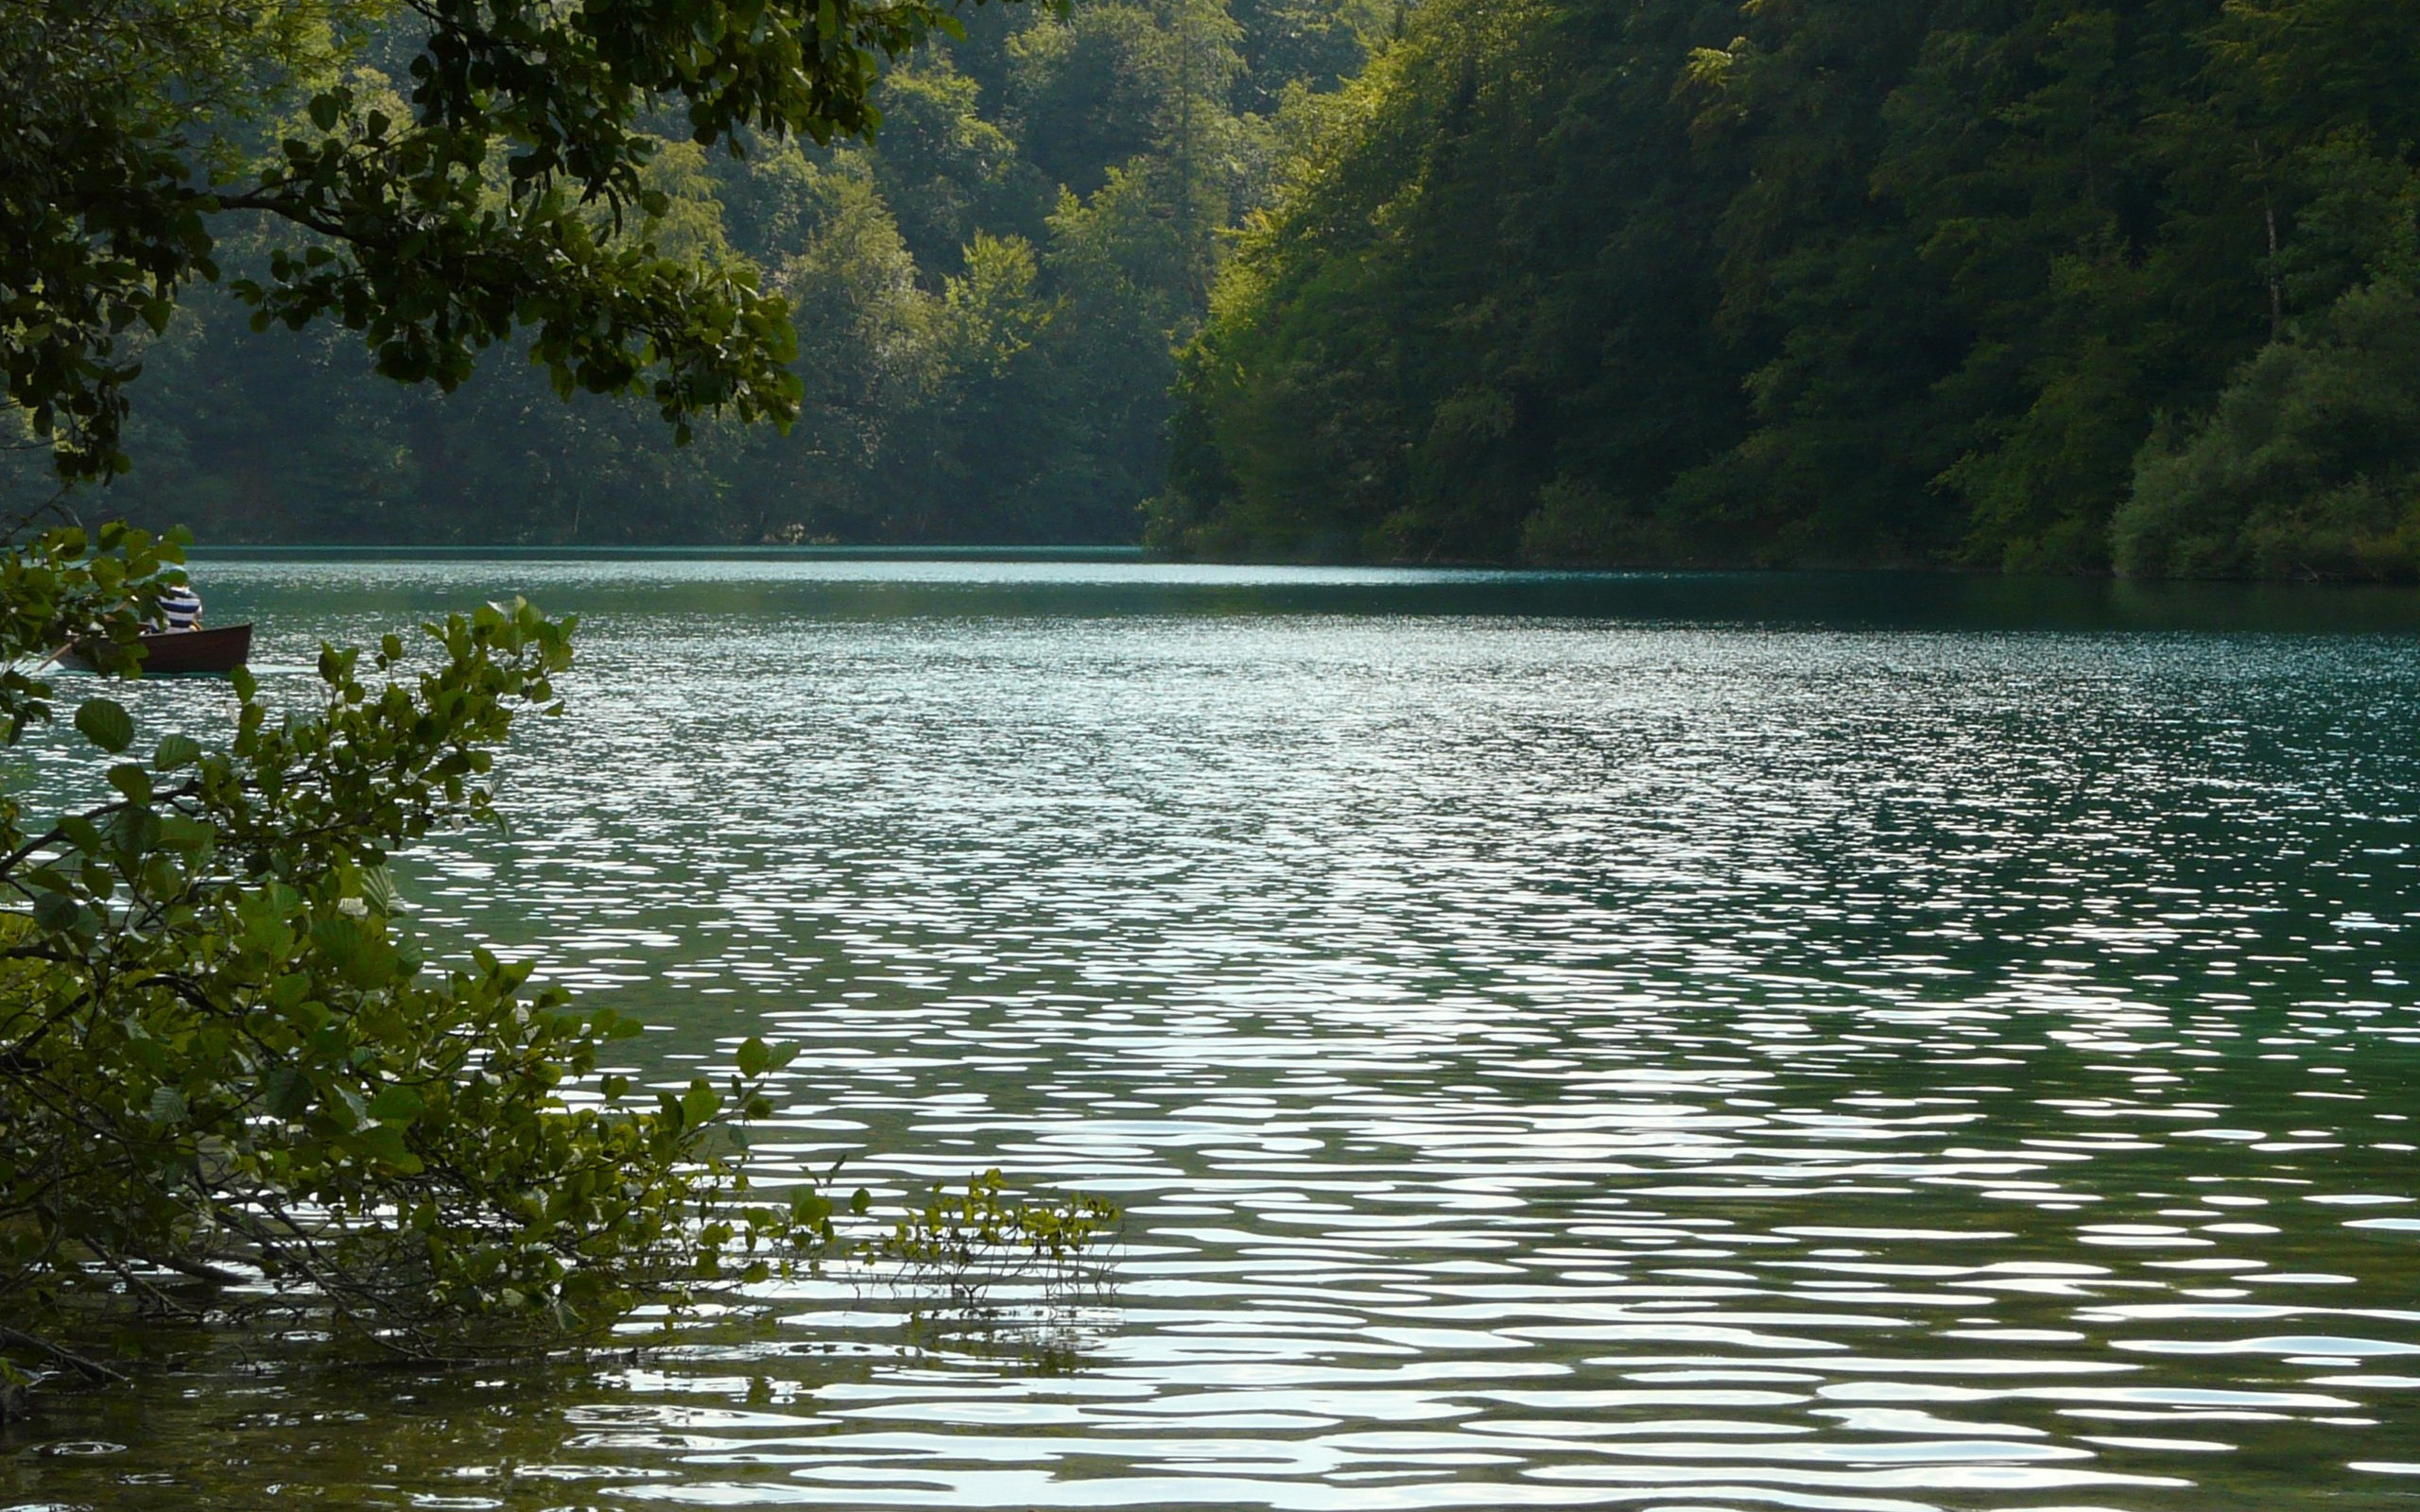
[9,559,2420,1510]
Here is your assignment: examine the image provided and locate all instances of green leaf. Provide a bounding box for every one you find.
[30,890,81,934]
[147,1086,188,1127]
[154,732,201,769]
[264,1066,312,1119]
[155,814,213,855]
[57,816,105,854]
[352,1122,424,1174]
[241,906,295,957]
[75,697,134,753]
[312,913,400,988]
[735,1036,771,1078]
[367,1084,426,1124]
[358,866,401,916]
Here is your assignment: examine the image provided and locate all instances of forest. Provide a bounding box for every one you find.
[1162,0,2420,576]
[14,0,2420,574]
[26,0,1390,546]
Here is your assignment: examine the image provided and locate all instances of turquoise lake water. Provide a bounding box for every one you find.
[7,557,2420,1510]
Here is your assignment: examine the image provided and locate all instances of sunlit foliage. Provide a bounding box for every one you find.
[1159,0,2420,578]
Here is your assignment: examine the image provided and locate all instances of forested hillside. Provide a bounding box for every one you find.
[1157,0,2420,576]
[70,0,1388,545]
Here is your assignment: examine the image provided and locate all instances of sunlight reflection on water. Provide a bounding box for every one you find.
[8,559,2420,1511]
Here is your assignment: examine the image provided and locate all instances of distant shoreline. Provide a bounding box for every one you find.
[175,541,2420,589]
[182,543,1154,561]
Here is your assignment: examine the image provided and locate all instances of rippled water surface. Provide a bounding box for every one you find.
[10,557,2420,1512]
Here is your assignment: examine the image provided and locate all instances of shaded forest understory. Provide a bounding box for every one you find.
[36,0,2420,576]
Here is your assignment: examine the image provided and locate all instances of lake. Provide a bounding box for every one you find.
[8,555,2420,1511]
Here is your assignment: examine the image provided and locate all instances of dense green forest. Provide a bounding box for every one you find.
[1158,0,2420,576]
[24,0,1388,545]
[16,0,2420,572]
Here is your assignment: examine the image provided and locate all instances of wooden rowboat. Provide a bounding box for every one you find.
[60,623,254,676]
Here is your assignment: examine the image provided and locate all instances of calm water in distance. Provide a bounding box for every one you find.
[8,557,2420,1511]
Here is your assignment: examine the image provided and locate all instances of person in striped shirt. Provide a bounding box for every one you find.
[155,582,203,631]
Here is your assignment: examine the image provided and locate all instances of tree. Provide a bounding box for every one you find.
[1157,0,2420,576]
[0,524,1114,1392]
[11,0,1392,548]
[2117,278,2420,577]
[2,0,1115,1396]
[0,525,819,1383]
[1,0,997,483]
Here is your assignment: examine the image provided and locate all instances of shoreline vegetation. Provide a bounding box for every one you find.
[1153,0,2420,582]
[9,2,2419,576]
[6,0,1395,552]
[1,0,1116,1400]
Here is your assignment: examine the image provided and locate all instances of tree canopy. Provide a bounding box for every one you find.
[6,0,1392,547]
[1,0,1116,1398]
[1,0,995,485]
[21,0,2420,566]
[1154,0,2420,578]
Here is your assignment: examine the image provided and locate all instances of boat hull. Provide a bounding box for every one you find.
[62,623,253,676]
